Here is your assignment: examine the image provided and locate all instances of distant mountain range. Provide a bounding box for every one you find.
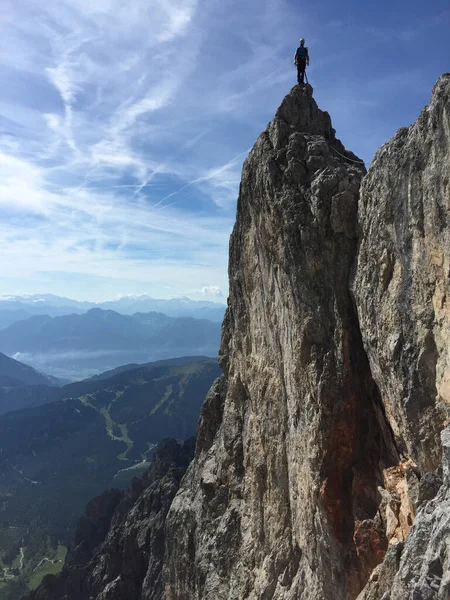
[0,308,221,380]
[0,294,226,325]
[0,356,220,598]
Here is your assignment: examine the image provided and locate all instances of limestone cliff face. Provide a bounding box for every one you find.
[164,85,398,600]
[354,73,450,600]
[26,76,450,600]
[353,74,450,472]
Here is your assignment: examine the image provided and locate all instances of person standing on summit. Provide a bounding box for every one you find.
[294,38,309,85]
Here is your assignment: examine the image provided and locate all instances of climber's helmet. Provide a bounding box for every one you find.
[299,38,305,46]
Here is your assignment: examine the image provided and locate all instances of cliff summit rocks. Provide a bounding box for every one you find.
[27,75,450,600]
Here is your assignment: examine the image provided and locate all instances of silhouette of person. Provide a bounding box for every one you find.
[294,38,309,84]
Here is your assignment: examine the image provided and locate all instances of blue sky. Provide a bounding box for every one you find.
[0,0,448,302]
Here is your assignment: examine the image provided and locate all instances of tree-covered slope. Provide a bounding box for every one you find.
[0,357,220,599]
[0,353,58,387]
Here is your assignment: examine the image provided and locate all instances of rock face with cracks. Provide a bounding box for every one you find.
[355,73,450,600]
[357,426,450,600]
[26,76,450,600]
[352,74,450,473]
[164,84,398,600]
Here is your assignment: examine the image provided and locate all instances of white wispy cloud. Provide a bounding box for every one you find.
[0,0,447,300]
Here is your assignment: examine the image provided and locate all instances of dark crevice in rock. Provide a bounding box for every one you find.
[319,295,400,596]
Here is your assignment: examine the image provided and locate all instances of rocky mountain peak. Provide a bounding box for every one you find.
[275,83,333,135]
[269,83,364,170]
[171,76,450,599]
[173,84,392,599]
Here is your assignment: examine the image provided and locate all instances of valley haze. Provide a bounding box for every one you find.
[0,295,224,380]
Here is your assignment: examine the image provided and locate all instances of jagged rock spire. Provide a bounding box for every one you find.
[165,83,393,600]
